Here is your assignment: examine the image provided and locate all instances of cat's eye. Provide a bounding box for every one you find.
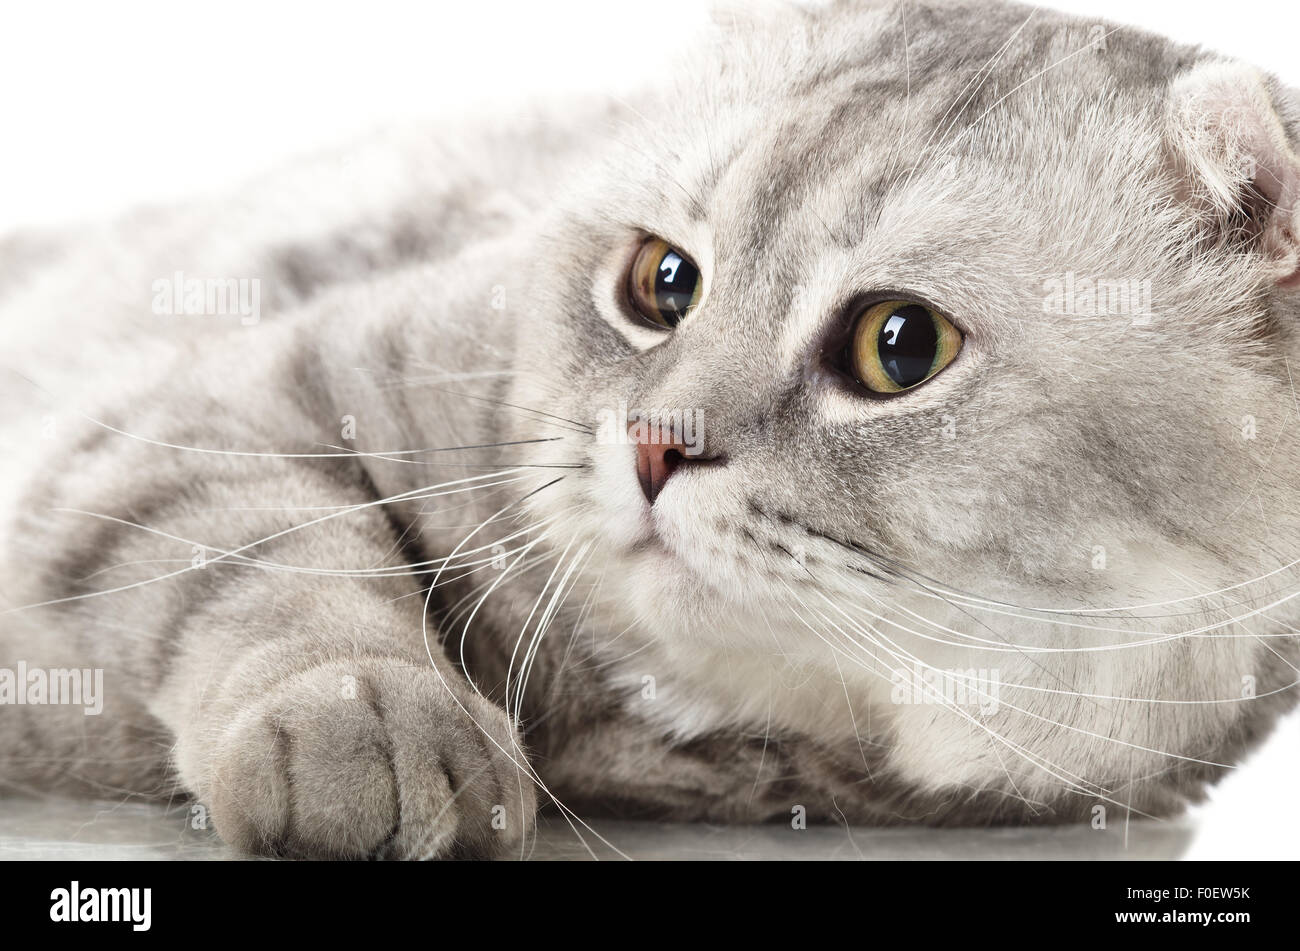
[626,237,702,328]
[849,300,962,393]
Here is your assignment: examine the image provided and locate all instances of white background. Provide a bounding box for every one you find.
[1,1,1296,858]
[4,0,1296,231]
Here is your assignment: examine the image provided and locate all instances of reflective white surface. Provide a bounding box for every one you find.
[0,795,1196,861]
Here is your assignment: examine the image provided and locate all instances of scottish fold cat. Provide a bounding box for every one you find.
[2,0,1299,857]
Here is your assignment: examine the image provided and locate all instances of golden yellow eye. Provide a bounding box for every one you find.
[626,237,702,328]
[849,300,962,394]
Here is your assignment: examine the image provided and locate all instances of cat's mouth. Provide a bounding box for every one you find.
[615,491,709,578]
[623,501,681,556]
[576,427,738,587]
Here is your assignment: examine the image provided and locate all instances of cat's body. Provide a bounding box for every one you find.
[4,0,1300,857]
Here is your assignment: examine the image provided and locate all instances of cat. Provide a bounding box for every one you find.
[2,0,1300,859]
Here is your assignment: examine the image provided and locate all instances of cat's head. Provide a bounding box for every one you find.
[507,0,1300,655]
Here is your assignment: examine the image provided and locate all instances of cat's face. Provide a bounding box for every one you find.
[509,0,1300,653]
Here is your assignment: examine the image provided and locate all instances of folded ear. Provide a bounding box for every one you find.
[1167,61,1300,288]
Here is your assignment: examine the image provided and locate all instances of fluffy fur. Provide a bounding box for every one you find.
[2,0,1299,857]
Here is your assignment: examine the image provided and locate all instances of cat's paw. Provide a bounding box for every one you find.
[202,659,535,859]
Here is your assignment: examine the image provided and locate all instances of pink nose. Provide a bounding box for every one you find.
[634,434,693,504]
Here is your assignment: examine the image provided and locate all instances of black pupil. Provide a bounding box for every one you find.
[877,304,938,388]
[653,251,698,325]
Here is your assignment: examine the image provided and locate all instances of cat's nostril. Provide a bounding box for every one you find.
[633,434,717,505]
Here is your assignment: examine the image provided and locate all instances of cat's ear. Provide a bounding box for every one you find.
[1167,61,1300,288]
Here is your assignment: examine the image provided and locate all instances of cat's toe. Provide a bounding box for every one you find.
[202,659,533,860]
[371,665,536,860]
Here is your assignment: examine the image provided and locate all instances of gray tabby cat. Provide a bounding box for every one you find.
[3,0,1300,858]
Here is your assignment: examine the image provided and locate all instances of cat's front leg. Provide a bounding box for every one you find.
[9,372,538,857]
[133,496,538,859]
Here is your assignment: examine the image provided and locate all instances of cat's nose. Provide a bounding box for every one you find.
[631,425,717,504]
